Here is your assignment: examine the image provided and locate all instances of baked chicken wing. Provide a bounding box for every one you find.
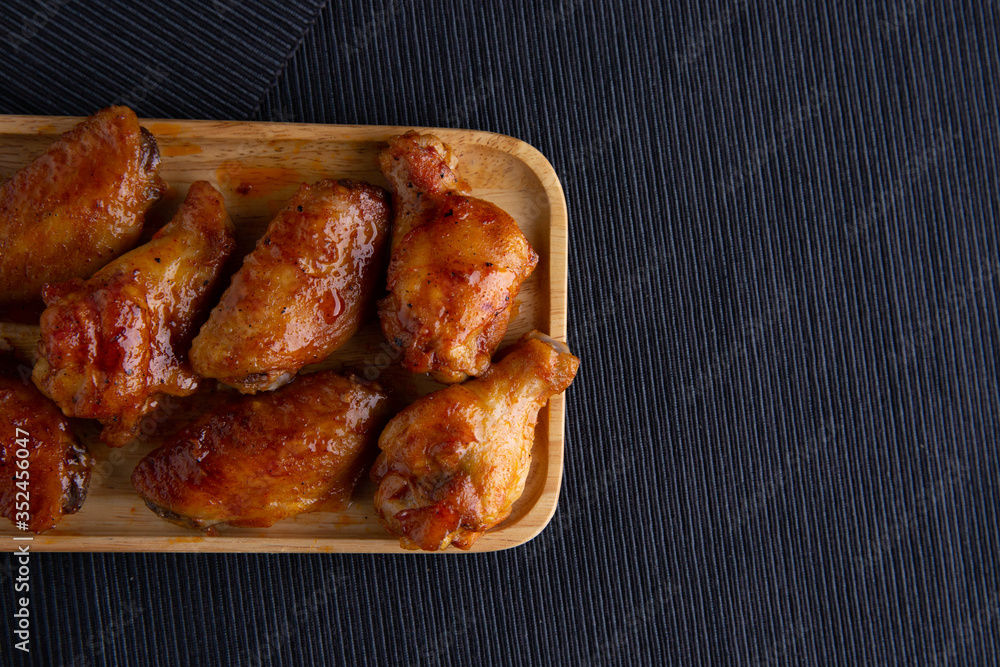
[372,330,578,550]
[0,359,92,533]
[377,132,538,384]
[190,179,390,393]
[131,372,389,531]
[0,106,166,304]
[32,181,236,447]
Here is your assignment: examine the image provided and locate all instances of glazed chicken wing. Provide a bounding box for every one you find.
[372,330,578,550]
[377,132,538,384]
[132,372,389,531]
[190,179,390,393]
[0,106,166,303]
[0,359,92,533]
[32,181,236,447]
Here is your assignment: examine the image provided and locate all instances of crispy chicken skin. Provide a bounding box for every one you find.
[377,132,538,384]
[32,182,236,447]
[0,106,166,303]
[131,372,389,531]
[0,359,92,533]
[372,330,578,550]
[190,179,390,394]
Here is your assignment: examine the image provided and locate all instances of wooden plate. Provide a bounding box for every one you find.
[0,115,569,552]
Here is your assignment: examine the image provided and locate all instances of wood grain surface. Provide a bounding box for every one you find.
[0,115,569,553]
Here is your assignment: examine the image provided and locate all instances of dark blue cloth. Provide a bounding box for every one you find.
[0,1,998,664]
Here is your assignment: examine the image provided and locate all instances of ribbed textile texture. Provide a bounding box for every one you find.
[1,1,998,665]
[0,0,325,119]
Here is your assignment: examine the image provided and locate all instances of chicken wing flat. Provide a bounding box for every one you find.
[32,181,236,447]
[0,106,166,304]
[377,132,538,384]
[132,372,389,531]
[190,179,390,394]
[372,330,579,550]
[0,359,92,533]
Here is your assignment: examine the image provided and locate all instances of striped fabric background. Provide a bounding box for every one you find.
[1,1,998,664]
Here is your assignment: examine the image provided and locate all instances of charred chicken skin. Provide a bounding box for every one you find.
[32,181,236,447]
[131,372,389,531]
[377,132,538,384]
[372,330,578,550]
[0,359,92,533]
[0,106,166,303]
[190,179,390,394]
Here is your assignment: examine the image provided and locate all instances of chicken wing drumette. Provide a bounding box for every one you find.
[0,106,166,303]
[377,132,538,384]
[190,179,390,393]
[372,330,578,550]
[32,181,236,447]
[0,358,92,533]
[132,372,389,531]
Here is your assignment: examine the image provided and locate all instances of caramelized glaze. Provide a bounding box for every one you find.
[190,179,390,393]
[132,372,389,530]
[372,330,578,550]
[377,132,538,384]
[33,182,236,446]
[0,106,166,303]
[0,360,92,533]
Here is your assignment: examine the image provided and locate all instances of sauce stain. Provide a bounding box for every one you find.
[215,161,301,198]
[267,198,287,216]
[265,138,311,154]
[161,143,202,157]
[145,122,183,137]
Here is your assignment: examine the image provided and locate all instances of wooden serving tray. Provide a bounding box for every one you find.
[0,115,569,553]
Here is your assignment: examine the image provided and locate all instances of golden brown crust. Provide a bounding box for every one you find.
[0,361,92,533]
[371,330,579,550]
[0,106,166,303]
[131,372,390,531]
[32,181,236,447]
[190,179,391,393]
[377,132,538,384]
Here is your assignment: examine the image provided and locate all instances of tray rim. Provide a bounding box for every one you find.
[0,114,570,553]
